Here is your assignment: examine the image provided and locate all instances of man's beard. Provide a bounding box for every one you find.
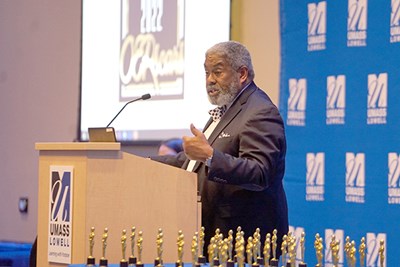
[207,79,240,106]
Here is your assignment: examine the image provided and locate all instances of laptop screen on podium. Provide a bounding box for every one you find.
[88,127,117,142]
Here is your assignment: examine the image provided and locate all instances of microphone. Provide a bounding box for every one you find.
[106,93,151,127]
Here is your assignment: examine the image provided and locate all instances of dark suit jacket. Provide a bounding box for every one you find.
[152,81,288,256]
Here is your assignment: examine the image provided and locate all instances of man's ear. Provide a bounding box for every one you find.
[238,66,249,84]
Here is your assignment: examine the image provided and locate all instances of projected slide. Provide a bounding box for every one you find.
[80,0,231,142]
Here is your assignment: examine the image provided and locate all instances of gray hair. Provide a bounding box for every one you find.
[205,41,255,81]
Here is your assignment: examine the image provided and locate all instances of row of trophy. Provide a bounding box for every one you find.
[86,226,386,267]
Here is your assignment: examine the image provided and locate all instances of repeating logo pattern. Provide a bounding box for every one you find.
[308,1,327,51]
[287,78,307,126]
[388,153,400,204]
[306,153,325,201]
[390,0,400,43]
[345,153,365,203]
[347,0,368,46]
[282,1,399,265]
[326,75,346,125]
[367,73,387,125]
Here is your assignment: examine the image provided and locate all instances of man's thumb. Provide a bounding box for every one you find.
[190,123,202,136]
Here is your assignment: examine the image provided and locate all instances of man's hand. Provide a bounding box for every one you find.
[182,124,213,162]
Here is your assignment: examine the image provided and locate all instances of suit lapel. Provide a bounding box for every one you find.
[207,82,257,145]
[187,82,257,172]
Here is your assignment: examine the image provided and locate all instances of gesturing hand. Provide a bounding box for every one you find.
[182,124,213,162]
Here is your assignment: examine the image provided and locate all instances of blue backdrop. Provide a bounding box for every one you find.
[279,1,400,266]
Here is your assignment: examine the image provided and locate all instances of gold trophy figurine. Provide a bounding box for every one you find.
[136,231,144,267]
[330,235,340,267]
[298,231,307,267]
[208,237,215,265]
[235,232,245,267]
[191,232,199,267]
[287,233,296,267]
[212,229,222,266]
[280,234,288,267]
[87,227,96,266]
[253,228,262,265]
[379,239,385,267]
[269,229,279,267]
[314,234,323,267]
[120,229,128,267]
[155,228,164,267]
[220,238,229,267]
[129,226,137,265]
[176,230,185,267]
[246,236,254,266]
[226,229,234,267]
[359,237,366,267]
[348,240,356,267]
[234,226,242,263]
[344,236,351,265]
[197,227,206,264]
[263,234,271,267]
[100,228,109,267]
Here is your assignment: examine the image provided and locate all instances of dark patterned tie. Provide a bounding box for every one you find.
[208,105,227,122]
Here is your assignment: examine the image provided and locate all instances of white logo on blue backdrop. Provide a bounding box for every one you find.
[388,153,400,204]
[390,0,400,43]
[367,73,387,125]
[308,1,326,51]
[280,1,399,265]
[306,153,325,201]
[345,153,365,203]
[326,75,346,125]
[347,0,367,46]
[287,78,307,126]
[366,233,386,267]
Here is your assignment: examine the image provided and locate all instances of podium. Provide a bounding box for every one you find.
[35,142,200,267]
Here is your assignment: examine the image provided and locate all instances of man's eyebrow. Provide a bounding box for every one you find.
[204,62,225,69]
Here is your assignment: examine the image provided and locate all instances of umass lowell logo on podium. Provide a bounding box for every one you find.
[48,166,74,264]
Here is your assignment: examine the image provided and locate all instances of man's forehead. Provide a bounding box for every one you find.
[204,55,227,68]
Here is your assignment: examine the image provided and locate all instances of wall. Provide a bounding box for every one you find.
[232,0,280,105]
[0,0,280,242]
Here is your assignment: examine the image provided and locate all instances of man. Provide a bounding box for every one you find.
[151,41,288,259]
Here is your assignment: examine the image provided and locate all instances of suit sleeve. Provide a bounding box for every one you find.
[207,104,286,191]
[150,151,188,168]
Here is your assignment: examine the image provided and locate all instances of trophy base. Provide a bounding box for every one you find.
[154,259,163,266]
[213,259,220,266]
[120,260,128,267]
[128,257,137,265]
[197,256,206,264]
[257,257,263,265]
[298,263,307,267]
[269,259,279,267]
[136,263,144,267]
[99,258,108,267]
[227,260,234,267]
[86,257,95,266]
[175,261,184,267]
[252,263,260,267]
